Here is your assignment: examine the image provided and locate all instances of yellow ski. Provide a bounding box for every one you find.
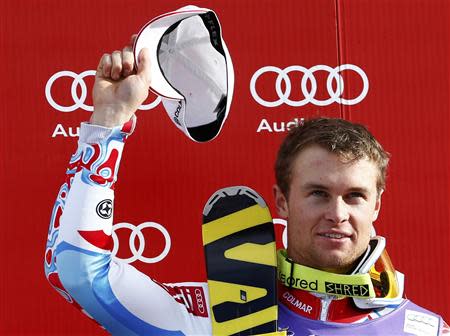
[202,186,285,335]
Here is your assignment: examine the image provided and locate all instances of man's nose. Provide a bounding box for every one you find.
[324,197,350,223]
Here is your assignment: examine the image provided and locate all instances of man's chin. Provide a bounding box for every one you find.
[315,253,355,274]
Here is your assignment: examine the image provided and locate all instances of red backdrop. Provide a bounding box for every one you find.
[1,0,448,334]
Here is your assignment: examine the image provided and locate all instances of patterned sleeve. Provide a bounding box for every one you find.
[44,117,211,335]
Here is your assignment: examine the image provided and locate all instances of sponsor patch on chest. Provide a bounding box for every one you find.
[403,309,439,336]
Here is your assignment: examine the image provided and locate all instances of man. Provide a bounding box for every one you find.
[44,40,448,335]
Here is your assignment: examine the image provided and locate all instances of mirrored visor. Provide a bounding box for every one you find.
[369,249,400,299]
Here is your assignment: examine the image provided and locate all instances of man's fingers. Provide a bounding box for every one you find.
[96,54,104,75]
[111,50,123,80]
[99,53,112,78]
[122,46,134,77]
[96,37,142,81]
[129,34,138,48]
[136,48,151,86]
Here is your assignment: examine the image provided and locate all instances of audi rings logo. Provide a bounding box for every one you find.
[406,310,438,327]
[250,64,369,107]
[274,218,288,248]
[45,70,161,112]
[195,288,205,314]
[111,222,171,264]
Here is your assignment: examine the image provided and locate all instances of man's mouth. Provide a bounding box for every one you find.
[318,232,351,240]
[322,233,346,239]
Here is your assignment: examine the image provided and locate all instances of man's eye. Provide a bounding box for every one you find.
[348,192,365,199]
[311,190,328,197]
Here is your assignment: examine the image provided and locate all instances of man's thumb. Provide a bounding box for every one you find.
[137,48,152,86]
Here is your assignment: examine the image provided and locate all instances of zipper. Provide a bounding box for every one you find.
[319,296,333,321]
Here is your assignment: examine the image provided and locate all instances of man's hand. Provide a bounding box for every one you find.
[91,36,152,127]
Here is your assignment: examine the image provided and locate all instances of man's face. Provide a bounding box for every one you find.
[274,145,382,274]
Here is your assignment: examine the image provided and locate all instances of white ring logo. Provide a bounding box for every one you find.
[274,218,288,248]
[111,222,171,264]
[45,70,161,112]
[195,289,205,314]
[406,312,437,326]
[250,64,369,107]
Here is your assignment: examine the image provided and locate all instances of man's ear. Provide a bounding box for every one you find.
[273,184,289,218]
[372,189,383,222]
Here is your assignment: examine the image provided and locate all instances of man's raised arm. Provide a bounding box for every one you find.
[43,39,211,335]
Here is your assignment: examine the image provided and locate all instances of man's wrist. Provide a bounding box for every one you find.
[90,106,133,128]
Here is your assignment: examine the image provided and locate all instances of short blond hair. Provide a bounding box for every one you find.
[275,118,390,197]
